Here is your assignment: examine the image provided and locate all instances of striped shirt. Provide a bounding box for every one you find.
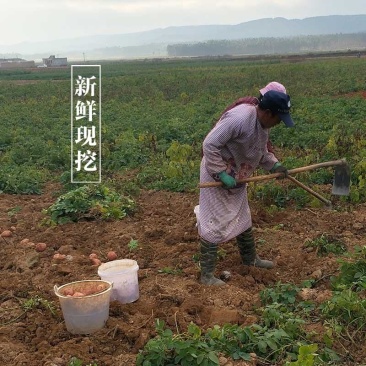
[198,103,278,243]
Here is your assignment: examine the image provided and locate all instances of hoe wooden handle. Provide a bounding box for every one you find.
[286,175,332,207]
[199,159,347,188]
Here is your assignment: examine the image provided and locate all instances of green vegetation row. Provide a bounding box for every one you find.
[0,57,365,206]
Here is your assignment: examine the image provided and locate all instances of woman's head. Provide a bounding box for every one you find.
[257,90,294,129]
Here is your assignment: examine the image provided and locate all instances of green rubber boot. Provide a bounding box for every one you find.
[199,239,226,286]
[236,228,274,269]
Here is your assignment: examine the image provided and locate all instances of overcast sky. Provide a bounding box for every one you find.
[1,0,365,45]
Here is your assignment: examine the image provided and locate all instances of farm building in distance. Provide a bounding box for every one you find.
[41,55,68,67]
[0,58,35,68]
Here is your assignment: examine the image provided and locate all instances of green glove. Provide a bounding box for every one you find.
[270,162,288,179]
[218,171,236,188]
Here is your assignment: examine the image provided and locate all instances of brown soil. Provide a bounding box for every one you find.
[341,91,366,99]
[0,184,365,366]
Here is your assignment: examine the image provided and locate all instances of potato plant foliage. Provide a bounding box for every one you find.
[43,184,135,224]
[0,57,365,202]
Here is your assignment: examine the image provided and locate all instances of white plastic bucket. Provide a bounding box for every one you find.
[98,259,139,304]
[54,280,112,334]
[194,205,200,226]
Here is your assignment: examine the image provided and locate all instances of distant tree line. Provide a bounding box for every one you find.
[167,33,366,57]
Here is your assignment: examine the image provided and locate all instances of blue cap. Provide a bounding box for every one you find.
[260,90,294,127]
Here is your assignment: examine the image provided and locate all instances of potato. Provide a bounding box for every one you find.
[73,292,85,297]
[1,230,13,238]
[10,226,16,232]
[53,253,66,260]
[35,242,47,252]
[85,284,105,295]
[20,239,35,248]
[90,258,102,266]
[62,288,74,296]
[89,253,98,259]
[97,284,106,292]
[107,251,117,261]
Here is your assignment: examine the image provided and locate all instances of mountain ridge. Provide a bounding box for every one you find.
[1,14,366,59]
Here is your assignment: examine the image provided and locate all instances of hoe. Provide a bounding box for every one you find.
[199,159,351,208]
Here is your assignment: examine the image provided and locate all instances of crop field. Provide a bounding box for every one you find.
[0,56,365,366]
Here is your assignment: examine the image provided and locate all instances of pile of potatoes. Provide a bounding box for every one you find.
[3,226,118,264]
[61,283,108,297]
[89,251,117,266]
[3,226,119,269]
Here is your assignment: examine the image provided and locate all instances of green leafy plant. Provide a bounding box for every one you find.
[206,323,294,362]
[285,344,318,366]
[320,289,366,330]
[158,267,183,275]
[192,253,200,263]
[43,184,135,224]
[217,248,227,260]
[21,295,56,315]
[128,238,139,252]
[137,141,200,192]
[104,130,151,170]
[68,357,98,366]
[350,155,366,202]
[136,320,221,366]
[304,234,347,256]
[254,182,289,208]
[7,206,21,217]
[165,141,195,178]
[261,303,305,339]
[0,164,46,194]
[260,282,301,308]
[318,289,366,350]
[273,223,285,230]
[137,319,314,366]
[68,358,83,366]
[1,295,56,326]
[331,245,366,291]
[105,173,141,197]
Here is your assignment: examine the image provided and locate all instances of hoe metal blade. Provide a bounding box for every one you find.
[332,163,351,196]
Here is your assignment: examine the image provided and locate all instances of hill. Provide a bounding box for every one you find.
[1,14,366,60]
